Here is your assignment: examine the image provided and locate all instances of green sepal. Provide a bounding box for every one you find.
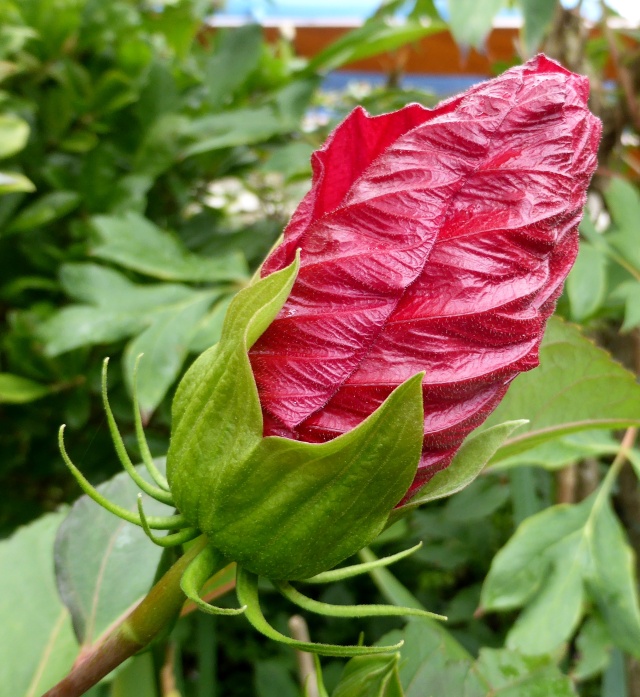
[202,372,424,580]
[167,255,300,532]
[180,544,246,616]
[167,251,425,580]
[389,419,528,523]
[236,568,405,657]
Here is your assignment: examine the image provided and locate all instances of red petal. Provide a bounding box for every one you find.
[249,55,602,496]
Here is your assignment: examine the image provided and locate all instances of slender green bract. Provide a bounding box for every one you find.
[167,254,425,579]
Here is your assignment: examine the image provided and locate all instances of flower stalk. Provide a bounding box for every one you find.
[42,537,208,697]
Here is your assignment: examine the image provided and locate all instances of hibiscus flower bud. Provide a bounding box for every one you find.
[248,53,602,501]
[166,55,600,581]
[61,55,601,657]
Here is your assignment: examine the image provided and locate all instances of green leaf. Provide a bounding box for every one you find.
[448,0,506,50]
[391,620,486,697]
[333,654,404,697]
[60,263,197,310]
[40,305,148,356]
[372,617,578,696]
[474,649,578,696]
[181,78,317,159]
[602,650,627,697]
[91,212,247,282]
[481,491,640,658]
[0,512,78,697]
[255,659,299,697]
[396,420,527,514]
[6,190,81,233]
[566,242,608,321]
[306,18,445,74]
[520,0,558,56]
[443,476,510,523]
[586,497,640,657]
[89,70,137,115]
[187,294,233,354]
[55,463,173,645]
[505,533,585,655]
[0,170,35,194]
[123,293,215,415]
[40,260,206,360]
[487,430,627,472]
[481,499,591,613]
[260,142,314,181]
[604,177,640,273]
[357,555,522,696]
[0,372,52,403]
[612,280,640,331]
[181,107,282,156]
[0,113,29,159]
[482,317,640,462]
[572,615,612,680]
[205,24,262,108]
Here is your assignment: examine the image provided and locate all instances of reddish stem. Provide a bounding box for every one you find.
[42,538,207,697]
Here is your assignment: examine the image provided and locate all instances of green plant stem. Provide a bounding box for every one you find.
[41,537,207,697]
[599,427,638,498]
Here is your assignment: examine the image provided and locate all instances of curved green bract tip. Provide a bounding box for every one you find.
[101,358,174,505]
[181,545,246,616]
[137,495,199,548]
[302,542,423,584]
[236,568,404,657]
[59,425,186,530]
[132,354,170,491]
[275,579,447,621]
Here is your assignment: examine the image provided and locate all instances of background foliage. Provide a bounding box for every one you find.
[3,0,640,695]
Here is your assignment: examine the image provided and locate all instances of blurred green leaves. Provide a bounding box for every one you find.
[447,0,506,50]
[0,114,29,159]
[567,178,640,329]
[0,511,77,697]
[0,372,52,403]
[91,213,247,282]
[481,489,640,659]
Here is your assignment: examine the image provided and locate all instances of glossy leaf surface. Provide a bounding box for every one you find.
[249,55,601,498]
